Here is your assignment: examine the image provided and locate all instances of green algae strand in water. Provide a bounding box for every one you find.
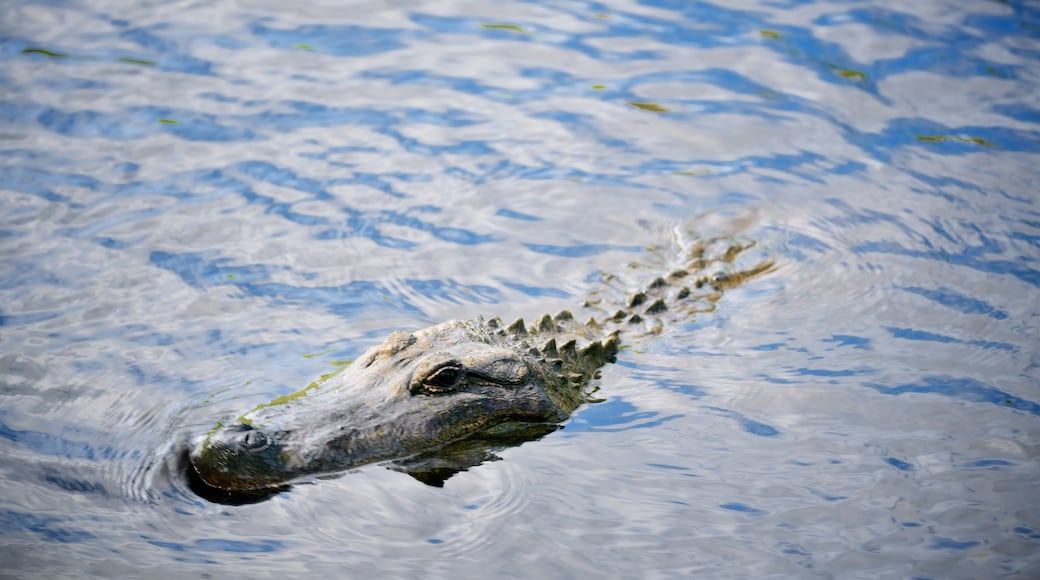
[832,67,867,82]
[759,29,781,40]
[917,135,993,147]
[481,23,526,33]
[159,119,178,125]
[628,102,670,113]
[23,48,158,66]
[673,169,713,176]
[116,57,154,66]
[22,47,68,58]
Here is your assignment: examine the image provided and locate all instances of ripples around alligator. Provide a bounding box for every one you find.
[1,0,1038,577]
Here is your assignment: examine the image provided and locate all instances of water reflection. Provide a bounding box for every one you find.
[1,0,1038,577]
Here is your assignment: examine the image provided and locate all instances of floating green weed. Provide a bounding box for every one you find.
[917,135,993,147]
[117,57,156,66]
[831,66,867,82]
[628,101,670,113]
[673,168,713,176]
[481,23,525,33]
[755,34,869,84]
[302,349,332,359]
[22,47,68,58]
[24,46,161,67]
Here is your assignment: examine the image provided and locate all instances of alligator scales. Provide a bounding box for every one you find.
[188,234,772,503]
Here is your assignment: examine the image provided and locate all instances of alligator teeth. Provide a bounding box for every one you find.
[677,286,690,299]
[628,314,643,324]
[487,316,503,329]
[554,310,574,322]
[648,277,668,289]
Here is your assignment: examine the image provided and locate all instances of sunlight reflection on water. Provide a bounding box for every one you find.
[1,0,1038,577]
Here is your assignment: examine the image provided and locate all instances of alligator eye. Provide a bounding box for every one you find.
[420,364,462,394]
[426,366,460,389]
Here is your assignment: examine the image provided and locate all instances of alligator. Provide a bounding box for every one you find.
[187,233,773,504]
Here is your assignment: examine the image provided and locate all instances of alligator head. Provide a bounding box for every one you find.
[188,313,618,503]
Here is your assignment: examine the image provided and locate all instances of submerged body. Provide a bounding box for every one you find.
[189,235,772,503]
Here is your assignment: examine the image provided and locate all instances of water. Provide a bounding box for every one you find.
[1,0,1038,577]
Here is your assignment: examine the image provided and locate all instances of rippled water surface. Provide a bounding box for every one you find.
[2,0,1039,577]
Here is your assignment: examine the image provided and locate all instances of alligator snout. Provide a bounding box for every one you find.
[190,422,292,493]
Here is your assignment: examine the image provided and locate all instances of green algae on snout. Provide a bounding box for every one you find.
[199,421,225,450]
[233,361,356,425]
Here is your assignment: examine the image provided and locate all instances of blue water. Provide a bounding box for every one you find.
[2,0,1039,577]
